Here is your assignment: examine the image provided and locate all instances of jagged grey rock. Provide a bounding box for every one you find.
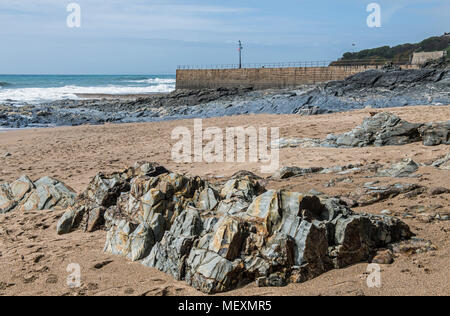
[273,164,365,179]
[0,175,76,214]
[220,177,265,202]
[185,248,243,294]
[273,166,323,179]
[57,162,171,234]
[272,113,448,150]
[0,183,16,214]
[432,153,450,170]
[103,220,156,261]
[57,162,415,294]
[142,207,203,280]
[332,112,422,147]
[195,186,219,211]
[350,183,424,206]
[56,206,85,235]
[376,159,419,178]
[271,137,323,149]
[419,121,450,146]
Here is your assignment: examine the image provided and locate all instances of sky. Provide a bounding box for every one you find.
[0,0,449,74]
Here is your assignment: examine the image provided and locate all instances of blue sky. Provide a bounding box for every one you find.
[0,0,449,74]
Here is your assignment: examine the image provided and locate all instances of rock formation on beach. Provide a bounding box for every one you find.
[432,152,450,170]
[56,162,414,294]
[273,112,450,149]
[46,111,448,294]
[0,175,76,214]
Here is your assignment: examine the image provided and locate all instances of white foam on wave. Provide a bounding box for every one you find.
[0,83,175,105]
[125,78,176,84]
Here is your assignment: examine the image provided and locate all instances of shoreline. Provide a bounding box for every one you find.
[74,92,171,99]
[1,66,450,129]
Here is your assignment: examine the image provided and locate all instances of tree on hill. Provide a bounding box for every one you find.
[336,35,450,64]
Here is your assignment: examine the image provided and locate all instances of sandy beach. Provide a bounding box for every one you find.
[0,105,449,296]
[1,0,449,300]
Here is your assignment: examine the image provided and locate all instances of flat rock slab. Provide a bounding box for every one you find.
[376,159,419,178]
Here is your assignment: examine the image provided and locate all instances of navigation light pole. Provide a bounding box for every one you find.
[238,40,243,69]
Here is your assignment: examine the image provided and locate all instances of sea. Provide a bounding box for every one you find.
[0,74,176,105]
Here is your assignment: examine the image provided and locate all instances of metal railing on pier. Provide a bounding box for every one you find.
[177,59,412,70]
[177,61,331,70]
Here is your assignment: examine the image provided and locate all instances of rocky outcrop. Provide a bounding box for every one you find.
[271,138,323,149]
[327,112,422,147]
[273,166,324,179]
[376,159,419,178]
[419,121,450,146]
[389,238,437,255]
[325,68,446,94]
[142,208,203,280]
[271,113,450,149]
[0,175,76,214]
[431,153,450,170]
[349,182,424,207]
[421,57,450,70]
[56,162,170,235]
[57,162,414,294]
[273,163,365,180]
[0,88,254,128]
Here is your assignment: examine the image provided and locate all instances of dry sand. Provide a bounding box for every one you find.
[0,105,449,296]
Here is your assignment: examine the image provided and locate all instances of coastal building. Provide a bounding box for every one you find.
[411,51,446,65]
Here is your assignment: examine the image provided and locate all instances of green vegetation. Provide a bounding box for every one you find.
[337,35,450,63]
[445,45,450,59]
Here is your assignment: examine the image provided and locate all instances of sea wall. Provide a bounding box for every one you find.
[176,65,418,90]
[412,51,446,65]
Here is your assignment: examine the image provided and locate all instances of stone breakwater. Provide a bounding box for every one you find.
[1,66,449,129]
[55,162,414,294]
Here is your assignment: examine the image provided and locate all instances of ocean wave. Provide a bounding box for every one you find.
[0,84,175,105]
[124,78,176,84]
[0,81,11,87]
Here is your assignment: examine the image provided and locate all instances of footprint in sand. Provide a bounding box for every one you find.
[46,274,58,284]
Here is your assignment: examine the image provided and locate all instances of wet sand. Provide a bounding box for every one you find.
[75,92,169,99]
